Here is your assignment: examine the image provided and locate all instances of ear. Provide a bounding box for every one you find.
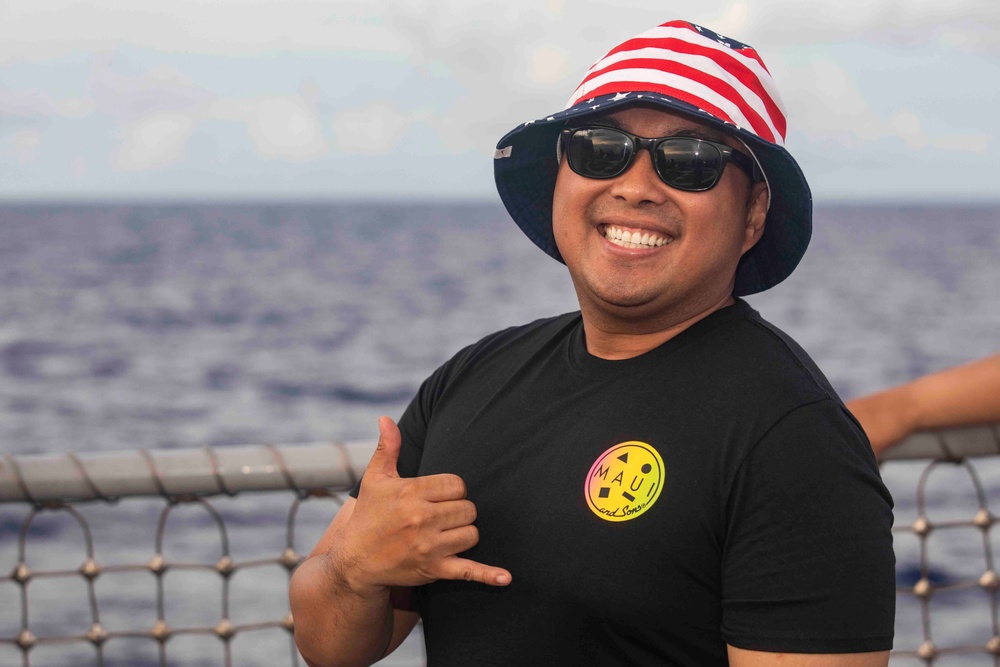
[741,181,769,255]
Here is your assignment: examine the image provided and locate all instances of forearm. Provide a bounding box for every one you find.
[847,352,1000,457]
[290,553,393,667]
[909,353,1000,431]
[728,646,888,666]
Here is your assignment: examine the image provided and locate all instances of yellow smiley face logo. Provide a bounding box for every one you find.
[585,441,665,522]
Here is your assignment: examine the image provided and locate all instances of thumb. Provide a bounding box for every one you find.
[367,415,402,479]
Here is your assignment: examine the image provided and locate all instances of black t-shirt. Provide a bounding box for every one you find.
[352,300,895,665]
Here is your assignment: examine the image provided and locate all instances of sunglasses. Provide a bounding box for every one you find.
[559,126,762,192]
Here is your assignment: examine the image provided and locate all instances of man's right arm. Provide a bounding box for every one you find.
[289,496,419,667]
[288,416,512,667]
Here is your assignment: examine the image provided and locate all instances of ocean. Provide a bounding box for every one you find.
[0,202,997,665]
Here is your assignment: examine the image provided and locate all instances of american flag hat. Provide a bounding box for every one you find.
[493,20,811,296]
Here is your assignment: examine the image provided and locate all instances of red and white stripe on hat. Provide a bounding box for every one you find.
[566,20,787,146]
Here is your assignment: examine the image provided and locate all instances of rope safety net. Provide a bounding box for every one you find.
[1,426,999,666]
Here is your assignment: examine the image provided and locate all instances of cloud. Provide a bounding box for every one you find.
[89,54,328,162]
[932,133,990,154]
[85,53,211,121]
[1,0,995,197]
[331,102,420,155]
[736,0,1000,54]
[700,1,750,39]
[246,98,327,161]
[0,0,412,65]
[0,87,95,120]
[2,50,330,171]
[935,26,993,54]
[4,127,42,163]
[115,112,196,170]
[378,3,572,154]
[0,88,59,118]
[3,0,996,66]
[772,55,990,154]
[211,95,328,161]
[769,54,994,157]
[2,54,205,134]
[889,110,926,150]
[772,57,881,145]
[529,45,571,85]
[71,156,88,178]
[4,0,994,153]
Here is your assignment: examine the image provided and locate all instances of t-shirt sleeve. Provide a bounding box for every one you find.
[721,398,896,653]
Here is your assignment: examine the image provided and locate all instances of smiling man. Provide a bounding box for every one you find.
[290,19,895,667]
[550,108,769,359]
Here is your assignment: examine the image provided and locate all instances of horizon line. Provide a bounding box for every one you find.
[1,194,999,208]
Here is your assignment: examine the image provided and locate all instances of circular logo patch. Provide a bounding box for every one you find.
[585,441,665,522]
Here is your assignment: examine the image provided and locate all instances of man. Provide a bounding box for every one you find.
[290,19,895,666]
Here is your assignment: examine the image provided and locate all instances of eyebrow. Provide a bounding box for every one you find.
[588,117,624,129]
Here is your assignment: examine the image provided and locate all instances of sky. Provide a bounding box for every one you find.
[0,0,997,202]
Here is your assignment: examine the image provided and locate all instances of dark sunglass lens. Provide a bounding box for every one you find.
[567,128,632,178]
[654,139,724,190]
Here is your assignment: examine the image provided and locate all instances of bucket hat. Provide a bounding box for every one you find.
[493,20,812,296]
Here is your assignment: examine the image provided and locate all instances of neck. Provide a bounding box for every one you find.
[581,293,736,360]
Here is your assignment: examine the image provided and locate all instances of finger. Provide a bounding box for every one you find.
[414,473,467,502]
[425,500,477,531]
[437,556,511,587]
[435,524,480,555]
[366,416,402,479]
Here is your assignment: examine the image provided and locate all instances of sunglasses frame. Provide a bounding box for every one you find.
[560,126,762,192]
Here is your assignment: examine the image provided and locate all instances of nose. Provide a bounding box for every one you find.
[607,146,670,207]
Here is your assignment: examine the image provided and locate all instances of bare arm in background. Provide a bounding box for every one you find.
[728,645,888,666]
[289,417,512,667]
[846,353,1000,459]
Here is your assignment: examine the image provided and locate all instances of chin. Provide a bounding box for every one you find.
[590,286,665,311]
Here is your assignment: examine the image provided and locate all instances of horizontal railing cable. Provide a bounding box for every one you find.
[0,424,996,505]
[0,442,373,505]
[882,423,1000,462]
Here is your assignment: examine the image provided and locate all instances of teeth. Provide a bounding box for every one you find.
[602,225,671,249]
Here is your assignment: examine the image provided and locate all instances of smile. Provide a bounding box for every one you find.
[602,225,673,249]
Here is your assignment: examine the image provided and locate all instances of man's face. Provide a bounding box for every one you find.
[551,105,768,330]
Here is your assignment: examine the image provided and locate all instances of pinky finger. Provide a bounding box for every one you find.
[438,556,512,587]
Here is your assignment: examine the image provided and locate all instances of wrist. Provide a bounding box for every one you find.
[322,545,389,602]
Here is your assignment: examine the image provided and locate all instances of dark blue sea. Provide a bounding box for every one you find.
[0,202,997,666]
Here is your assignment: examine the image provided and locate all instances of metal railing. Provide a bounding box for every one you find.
[0,442,370,667]
[1,423,999,666]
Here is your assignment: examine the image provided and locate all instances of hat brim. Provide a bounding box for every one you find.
[494,92,812,296]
